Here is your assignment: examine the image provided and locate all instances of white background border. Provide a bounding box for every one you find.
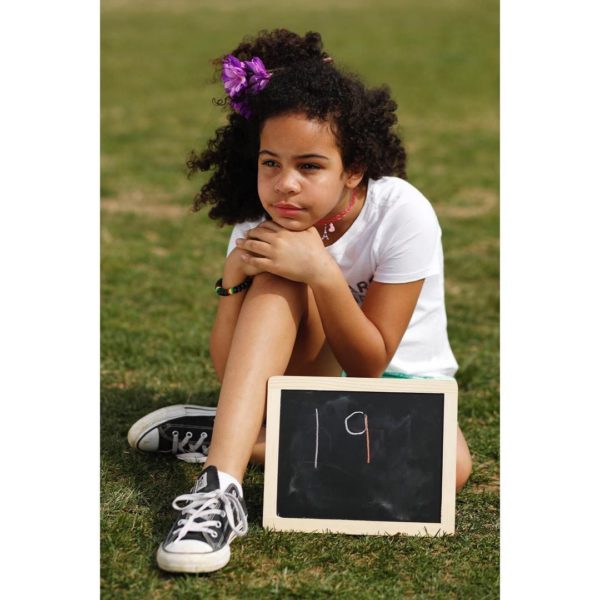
[501,0,599,596]
[2,1,99,595]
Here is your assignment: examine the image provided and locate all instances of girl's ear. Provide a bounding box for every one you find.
[344,167,366,189]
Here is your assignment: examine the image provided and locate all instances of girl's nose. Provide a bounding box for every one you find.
[274,170,301,194]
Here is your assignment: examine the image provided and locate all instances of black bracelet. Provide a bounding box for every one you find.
[215,276,253,296]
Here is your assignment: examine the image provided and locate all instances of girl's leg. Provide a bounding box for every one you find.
[205,273,339,484]
[250,428,266,465]
[456,425,472,491]
[156,274,338,574]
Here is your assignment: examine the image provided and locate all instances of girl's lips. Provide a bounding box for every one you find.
[273,204,304,216]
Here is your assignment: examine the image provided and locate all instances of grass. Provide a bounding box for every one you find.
[101,0,499,597]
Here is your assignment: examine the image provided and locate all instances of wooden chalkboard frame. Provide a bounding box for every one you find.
[263,375,458,536]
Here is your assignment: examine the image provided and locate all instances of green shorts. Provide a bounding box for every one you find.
[341,371,454,380]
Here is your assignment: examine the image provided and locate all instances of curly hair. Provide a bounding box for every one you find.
[188,29,407,225]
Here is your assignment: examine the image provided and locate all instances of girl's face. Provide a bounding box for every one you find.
[257,113,363,231]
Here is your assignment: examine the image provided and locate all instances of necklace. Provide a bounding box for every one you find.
[315,188,358,241]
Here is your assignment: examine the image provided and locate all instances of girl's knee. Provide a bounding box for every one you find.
[456,427,472,492]
[456,452,472,492]
[252,272,284,287]
[248,273,309,320]
[251,273,307,303]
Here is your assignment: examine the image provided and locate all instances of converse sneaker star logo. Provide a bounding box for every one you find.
[194,472,208,492]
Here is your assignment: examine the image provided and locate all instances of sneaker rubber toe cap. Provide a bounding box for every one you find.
[157,540,230,573]
[163,539,213,554]
[129,428,159,451]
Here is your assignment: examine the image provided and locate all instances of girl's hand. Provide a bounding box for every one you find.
[225,246,266,279]
[235,221,335,285]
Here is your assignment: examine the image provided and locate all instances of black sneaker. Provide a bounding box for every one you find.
[127,405,216,464]
[156,466,248,573]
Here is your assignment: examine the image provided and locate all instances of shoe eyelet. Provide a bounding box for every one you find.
[172,431,179,439]
[184,431,193,439]
[211,531,218,538]
[215,522,222,528]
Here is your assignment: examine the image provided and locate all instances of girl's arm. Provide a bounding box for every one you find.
[236,222,424,377]
[310,261,423,377]
[209,248,259,381]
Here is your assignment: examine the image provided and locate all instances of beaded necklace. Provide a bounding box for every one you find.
[315,188,358,241]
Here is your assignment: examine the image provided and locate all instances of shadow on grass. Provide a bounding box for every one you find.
[101,384,266,580]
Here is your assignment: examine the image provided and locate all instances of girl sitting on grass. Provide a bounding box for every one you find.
[128,28,472,574]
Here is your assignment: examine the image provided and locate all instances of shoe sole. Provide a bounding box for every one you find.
[127,404,216,451]
[156,542,231,573]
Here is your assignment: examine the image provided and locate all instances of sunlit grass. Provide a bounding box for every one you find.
[101,0,499,597]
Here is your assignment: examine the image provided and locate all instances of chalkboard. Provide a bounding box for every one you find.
[263,376,457,536]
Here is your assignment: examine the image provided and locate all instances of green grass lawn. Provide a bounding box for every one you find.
[101,0,499,597]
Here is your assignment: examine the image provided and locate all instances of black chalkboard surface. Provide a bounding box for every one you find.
[263,376,457,536]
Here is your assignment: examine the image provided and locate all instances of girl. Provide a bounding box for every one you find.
[127,29,472,574]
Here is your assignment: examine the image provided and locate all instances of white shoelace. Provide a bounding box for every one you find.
[171,489,248,542]
[171,431,209,464]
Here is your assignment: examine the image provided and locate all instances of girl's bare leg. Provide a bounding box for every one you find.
[456,426,472,491]
[204,273,339,484]
[250,428,266,466]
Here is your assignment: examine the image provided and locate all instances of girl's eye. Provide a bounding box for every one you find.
[300,163,321,171]
[261,159,278,168]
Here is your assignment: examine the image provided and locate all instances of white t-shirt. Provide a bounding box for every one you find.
[226,176,458,377]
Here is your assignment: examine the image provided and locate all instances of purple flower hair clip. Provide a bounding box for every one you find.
[221,54,272,118]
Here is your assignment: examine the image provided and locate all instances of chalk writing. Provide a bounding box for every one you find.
[313,409,373,468]
[344,411,371,464]
[314,408,319,469]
